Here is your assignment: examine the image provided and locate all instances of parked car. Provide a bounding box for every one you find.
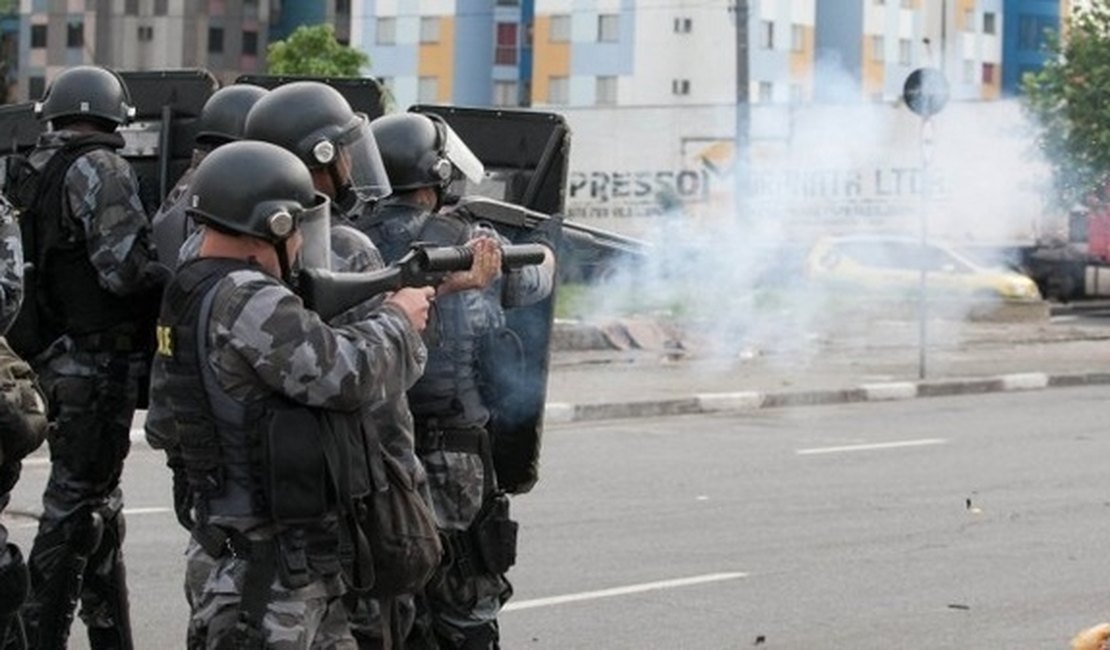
[805,235,1042,302]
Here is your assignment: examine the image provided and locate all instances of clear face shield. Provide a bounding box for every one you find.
[293,195,332,272]
[439,120,485,185]
[329,113,392,204]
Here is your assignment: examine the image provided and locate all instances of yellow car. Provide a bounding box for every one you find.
[805,235,1042,302]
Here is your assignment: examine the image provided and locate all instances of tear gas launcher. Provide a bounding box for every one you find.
[299,242,547,321]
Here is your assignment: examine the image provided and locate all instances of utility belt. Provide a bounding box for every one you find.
[414,422,486,456]
[70,325,141,353]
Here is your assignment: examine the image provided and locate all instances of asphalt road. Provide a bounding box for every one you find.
[6,388,1110,649]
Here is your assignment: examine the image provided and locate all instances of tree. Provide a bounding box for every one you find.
[1023,5,1110,211]
[266,24,369,77]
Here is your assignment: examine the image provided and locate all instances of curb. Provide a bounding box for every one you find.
[540,370,1110,424]
[126,370,1110,445]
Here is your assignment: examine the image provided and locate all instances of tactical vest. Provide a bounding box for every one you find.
[157,258,281,520]
[32,135,147,336]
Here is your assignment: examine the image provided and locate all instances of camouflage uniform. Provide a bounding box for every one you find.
[359,197,554,649]
[146,238,427,649]
[0,195,28,648]
[20,129,166,650]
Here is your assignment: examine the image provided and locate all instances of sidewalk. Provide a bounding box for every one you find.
[543,314,1110,423]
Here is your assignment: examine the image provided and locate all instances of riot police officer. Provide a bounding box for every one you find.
[16,65,167,650]
[358,113,556,649]
[244,81,501,650]
[150,83,269,267]
[144,140,434,648]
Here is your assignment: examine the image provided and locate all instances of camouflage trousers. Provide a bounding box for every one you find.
[409,444,513,649]
[24,348,139,649]
[184,539,357,649]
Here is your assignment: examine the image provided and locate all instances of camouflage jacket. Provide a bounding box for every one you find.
[0,196,24,335]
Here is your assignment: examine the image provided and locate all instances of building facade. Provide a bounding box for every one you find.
[14,0,271,101]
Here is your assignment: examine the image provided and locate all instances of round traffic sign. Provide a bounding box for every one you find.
[903,68,949,118]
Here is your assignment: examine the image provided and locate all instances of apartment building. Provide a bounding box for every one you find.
[350,0,531,108]
[15,0,271,101]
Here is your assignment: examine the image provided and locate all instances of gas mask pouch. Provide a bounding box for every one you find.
[262,403,329,525]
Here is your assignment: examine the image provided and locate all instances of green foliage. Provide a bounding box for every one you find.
[266,24,369,77]
[1023,5,1110,210]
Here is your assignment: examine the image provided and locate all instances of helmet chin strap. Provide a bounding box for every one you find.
[275,241,295,286]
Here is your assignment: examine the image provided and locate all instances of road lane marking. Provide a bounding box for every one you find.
[796,438,947,455]
[4,506,172,529]
[502,572,748,612]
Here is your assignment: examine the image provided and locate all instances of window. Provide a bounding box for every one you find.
[963,59,975,83]
[154,0,167,15]
[496,0,520,5]
[125,0,138,15]
[900,0,913,7]
[495,22,518,65]
[547,75,568,104]
[964,8,975,32]
[791,24,804,52]
[138,25,154,41]
[242,30,258,55]
[30,24,46,49]
[420,17,440,43]
[898,38,912,65]
[871,35,884,62]
[418,76,438,102]
[550,14,570,42]
[758,81,773,102]
[377,17,396,44]
[674,17,692,34]
[790,83,804,103]
[759,20,773,49]
[983,12,997,35]
[493,81,517,106]
[596,75,617,105]
[336,0,351,14]
[208,26,224,54]
[66,20,83,49]
[1018,15,1055,51]
[671,79,690,95]
[598,13,619,42]
[982,62,996,84]
[28,76,45,100]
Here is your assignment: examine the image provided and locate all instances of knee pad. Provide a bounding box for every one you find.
[0,545,29,617]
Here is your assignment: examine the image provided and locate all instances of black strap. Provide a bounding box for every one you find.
[415,423,496,496]
[192,525,276,650]
[317,412,375,594]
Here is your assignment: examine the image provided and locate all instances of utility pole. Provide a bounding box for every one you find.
[733,0,750,223]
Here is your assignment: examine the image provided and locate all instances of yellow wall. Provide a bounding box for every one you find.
[532,15,570,103]
[955,0,976,31]
[862,35,884,97]
[418,15,454,102]
[790,25,814,98]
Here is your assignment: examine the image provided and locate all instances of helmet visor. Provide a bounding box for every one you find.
[337,114,392,202]
[295,198,332,272]
[441,122,485,184]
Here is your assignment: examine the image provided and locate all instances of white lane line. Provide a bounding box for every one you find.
[5,506,172,529]
[796,438,947,456]
[502,572,748,613]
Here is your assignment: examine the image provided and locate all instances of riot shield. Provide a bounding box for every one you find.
[118,69,219,216]
[234,74,387,120]
[0,103,41,155]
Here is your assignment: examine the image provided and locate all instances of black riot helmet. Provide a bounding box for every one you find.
[369,112,485,194]
[35,65,135,130]
[195,84,269,148]
[186,140,330,281]
[243,81,391,210]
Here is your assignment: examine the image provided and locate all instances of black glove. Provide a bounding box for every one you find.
[169,459,195,531]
